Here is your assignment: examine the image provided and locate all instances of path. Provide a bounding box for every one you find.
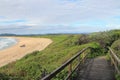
[77,56,115,80]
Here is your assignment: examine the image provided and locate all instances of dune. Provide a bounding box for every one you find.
[0,37,52,67]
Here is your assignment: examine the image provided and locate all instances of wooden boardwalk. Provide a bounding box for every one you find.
[41,48,117,80]
[77,56,115,80]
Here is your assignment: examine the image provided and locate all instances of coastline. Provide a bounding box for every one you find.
[0,37,52,67]
[0,37,18,50]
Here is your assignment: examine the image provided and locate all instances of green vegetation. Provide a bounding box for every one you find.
[110,39,120,80]
[111,39,120,58]
[0,29,120,80]
[0,35,98,80]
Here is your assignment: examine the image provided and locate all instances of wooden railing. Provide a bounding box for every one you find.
[109,47,120,74]
[41,47,90,80]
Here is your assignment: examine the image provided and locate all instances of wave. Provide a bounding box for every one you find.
[0,37,17,50]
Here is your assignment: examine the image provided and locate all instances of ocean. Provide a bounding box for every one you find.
[0,37,17,50]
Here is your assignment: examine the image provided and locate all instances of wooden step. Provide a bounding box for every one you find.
[77,57,115,80]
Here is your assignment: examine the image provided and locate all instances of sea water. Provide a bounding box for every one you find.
[0,37,17,50]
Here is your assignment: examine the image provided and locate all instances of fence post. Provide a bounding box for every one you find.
[110,52,113,66]
[68,63,72,80]
[82,52,85,64]
[78,56,81,71]
[41,47,89,80]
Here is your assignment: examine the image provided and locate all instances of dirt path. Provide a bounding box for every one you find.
[0,37,52,67]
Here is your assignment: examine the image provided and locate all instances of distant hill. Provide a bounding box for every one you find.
[0,33,16,36]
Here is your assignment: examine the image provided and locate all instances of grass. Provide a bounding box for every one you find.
[1,29,120,80]
[0,34,98,80]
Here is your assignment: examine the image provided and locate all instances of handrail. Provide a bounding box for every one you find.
[109,47,120,74]
[41,47,90,80]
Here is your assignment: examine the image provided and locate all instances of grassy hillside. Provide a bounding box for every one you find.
[0,34,100,80]
[0,29,120,80]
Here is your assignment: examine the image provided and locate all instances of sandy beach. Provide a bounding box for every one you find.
[0,37,52,67]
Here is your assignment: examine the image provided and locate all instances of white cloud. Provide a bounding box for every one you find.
[106,24,120,30]
[0,0,120,34]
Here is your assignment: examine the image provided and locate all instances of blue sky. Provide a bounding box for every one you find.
[0,0,120,34]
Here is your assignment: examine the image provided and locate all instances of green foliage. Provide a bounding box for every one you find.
[111,39,120,58]
[0,29,120,79]
[108,30,120,80]
[116,74,120,80]
[75,34,89,45]
[76,30,120,56]
[109,39,120,79]
[0,34,90,80]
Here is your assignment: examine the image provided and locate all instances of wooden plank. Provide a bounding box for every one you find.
[109,47,120,75]
[41,47,89,80]
[109,54,120,74]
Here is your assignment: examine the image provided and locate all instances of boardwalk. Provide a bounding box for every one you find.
[41,48,117,80]
[77,56,115,80]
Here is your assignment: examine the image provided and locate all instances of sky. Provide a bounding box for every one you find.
[0,0,120,34]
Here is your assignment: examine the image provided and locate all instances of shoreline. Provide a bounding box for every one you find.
[0,37,18,50]
[0,37,52,67]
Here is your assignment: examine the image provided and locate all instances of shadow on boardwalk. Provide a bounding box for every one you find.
[77,56,116,80]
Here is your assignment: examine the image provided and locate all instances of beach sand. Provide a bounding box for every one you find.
[0,37,52,67]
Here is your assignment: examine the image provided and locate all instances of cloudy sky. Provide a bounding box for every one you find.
[0,0,120,34]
